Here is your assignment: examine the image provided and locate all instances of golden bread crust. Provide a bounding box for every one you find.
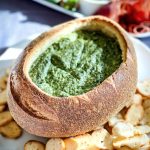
[7,16,137,137]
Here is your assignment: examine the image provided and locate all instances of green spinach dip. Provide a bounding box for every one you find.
[29,30,122,97]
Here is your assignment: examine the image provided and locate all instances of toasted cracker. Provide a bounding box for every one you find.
[112,122,134,138]
[0,120,22,139]
[0,111,13,126]
[113,134,149,149]
[137,143,150,150]
[141,107,150,124]
[108,114,124,127]
[0,89,7,105]
[133,94,142,105]
[64,134,94,150]
[117,146,133,150]
[0,105,6,112]
[134,125,150,135]
[0,75,7,91]
[46,138,65,150]
[125,104,144,125]
[5,68,10,77]
[137,80,150,98]
[143,99,150,110]
[91,128,113,150]
[24,140,45,150]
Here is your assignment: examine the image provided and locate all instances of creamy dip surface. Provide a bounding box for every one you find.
[29,30,122,97]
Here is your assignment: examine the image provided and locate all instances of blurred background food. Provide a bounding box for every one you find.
[0,0,150,56]
[47,0,79,11]
[79,0,110,16]
[41,0,150,34]
[95,0,150,34]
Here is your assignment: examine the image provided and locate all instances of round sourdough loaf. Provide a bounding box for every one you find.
[7,16,137,137]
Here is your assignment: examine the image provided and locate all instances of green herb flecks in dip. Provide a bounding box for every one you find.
[29,30,122,97]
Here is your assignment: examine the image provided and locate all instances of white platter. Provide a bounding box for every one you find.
[130,32,150,38]
[0,36,150,150]
[32,0,150,39]
[33,0,84,18]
